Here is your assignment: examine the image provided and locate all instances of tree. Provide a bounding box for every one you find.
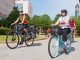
[0,20,4,27]
[39,14,51,29]
[6,7,19,27]
[30,15,40,27]
[75,20,80,35]
[54,14,61,20]
[25,14,31,22]
[30,14,51,29]
[71,16,80,35]
[77,16,80,20]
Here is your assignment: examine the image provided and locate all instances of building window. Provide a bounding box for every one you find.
[15,3,23,11]
[78,11,79,14]
[78,5,79,8]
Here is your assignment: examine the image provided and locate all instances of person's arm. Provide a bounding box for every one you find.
[11,18,19,25]
[21,15,25,23]
[74,22,76,29]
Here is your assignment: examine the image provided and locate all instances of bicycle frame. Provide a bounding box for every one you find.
[48,26,72,58]
[12,24,26,40]
[58,33,71,50]
[59,35,64,49]
[51,26,71,50]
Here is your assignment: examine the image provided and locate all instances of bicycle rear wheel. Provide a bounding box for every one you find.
[66,34,71,52]
[48,35,59,58]
[25,33,34,46]
[71,31,74,43]
[6,31,19,49]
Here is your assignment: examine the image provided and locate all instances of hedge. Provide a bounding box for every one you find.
[75,20,80,35]
[0,27,11,35]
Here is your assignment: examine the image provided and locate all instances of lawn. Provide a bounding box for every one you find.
[0,35,7,41]
[0,35,46,42]
[75,36,80,41]
[35,35,46,41]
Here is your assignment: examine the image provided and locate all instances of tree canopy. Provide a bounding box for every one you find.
[30,14,51,29]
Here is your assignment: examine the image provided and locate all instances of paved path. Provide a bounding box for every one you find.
[0,38,80,60]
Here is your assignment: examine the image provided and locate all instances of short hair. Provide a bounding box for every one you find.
[61,9,68,16]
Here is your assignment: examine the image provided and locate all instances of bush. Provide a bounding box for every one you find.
[75,20,80,35]
[0,27,11,35]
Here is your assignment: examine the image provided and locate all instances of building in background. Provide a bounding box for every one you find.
[75,1,80,16]
[15,0,32,17]
[0,0,15,19]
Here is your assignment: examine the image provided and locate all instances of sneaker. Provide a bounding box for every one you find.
[19,41,23,45]
[64,46,69,55]
[19,39,24,45]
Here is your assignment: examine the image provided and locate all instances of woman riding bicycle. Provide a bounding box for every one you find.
[11,11,28,25]
[53,9,71,53]
[11,11,30,45]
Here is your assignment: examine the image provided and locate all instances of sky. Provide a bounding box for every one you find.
[29,0,79,19]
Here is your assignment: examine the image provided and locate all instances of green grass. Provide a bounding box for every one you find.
[75,36,80,39]
[35,35,46,41]
[0,35,20,41]
[0,35,46,42]
[0,35,80,42]
[0,35,7,41]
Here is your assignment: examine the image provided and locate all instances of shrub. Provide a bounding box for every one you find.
[75,20,80,35]
[0,27,11,35]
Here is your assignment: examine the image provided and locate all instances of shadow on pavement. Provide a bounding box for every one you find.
[17,45,27,49]
[70,47,75,52]
[32,43,42,46]
[72,41,78,43]
[16,43,42,49]
[55,47,75,58]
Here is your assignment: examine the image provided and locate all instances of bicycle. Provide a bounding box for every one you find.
[70,29,74,43]
[48,26,71,58]
[6,24,35,49]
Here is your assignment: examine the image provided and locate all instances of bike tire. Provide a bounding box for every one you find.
[66,34,72,52]
[71,31,74,43]
[48,35,59,58]
[6,30,19,49]
[25,33,34,46]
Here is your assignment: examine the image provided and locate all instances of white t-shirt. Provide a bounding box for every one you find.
[57,16,70,29]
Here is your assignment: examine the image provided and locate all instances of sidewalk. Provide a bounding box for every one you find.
[74,37,80,41]
[0,43,5,47]
[0,36,80,60]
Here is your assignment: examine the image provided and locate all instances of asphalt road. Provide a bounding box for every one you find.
[0,38,80,60]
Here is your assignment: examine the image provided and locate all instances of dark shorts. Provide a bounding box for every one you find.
[57,28,71,42]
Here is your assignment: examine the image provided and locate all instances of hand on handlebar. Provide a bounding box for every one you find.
[11,23,16,25]
[11,23,14,26]
[19,23,22,24]
[51,24,55,26]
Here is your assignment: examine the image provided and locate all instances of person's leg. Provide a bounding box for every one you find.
[19,29,24,45]
[19,24,26,45]
[62,28,71,53]
[26,26,33,39]
[57,28,63,36]
[57,28,64,51]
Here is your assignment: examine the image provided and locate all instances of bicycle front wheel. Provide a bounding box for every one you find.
[6,31,19,49]
[48,35,59,58]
